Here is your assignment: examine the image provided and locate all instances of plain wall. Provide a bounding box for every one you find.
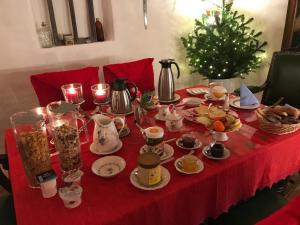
[0,0,288,152]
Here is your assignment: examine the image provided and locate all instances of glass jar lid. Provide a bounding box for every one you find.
[138,152,160,169]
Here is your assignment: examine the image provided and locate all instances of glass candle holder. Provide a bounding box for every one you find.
[91,83,110,104]
[61,83,84,104]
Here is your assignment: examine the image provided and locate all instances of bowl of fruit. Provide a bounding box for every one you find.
[256,105,300,135]
[207,108,242,141]
[183,105,242,141]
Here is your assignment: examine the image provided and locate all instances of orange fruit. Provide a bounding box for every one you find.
[213,120,225,132]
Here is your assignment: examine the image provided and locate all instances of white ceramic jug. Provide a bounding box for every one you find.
[92,114,125,152]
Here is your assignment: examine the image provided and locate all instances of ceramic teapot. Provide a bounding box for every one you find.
[92,114,125,152]
[165,104,183,132]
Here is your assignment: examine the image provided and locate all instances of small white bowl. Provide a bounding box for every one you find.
[91,156,126,178]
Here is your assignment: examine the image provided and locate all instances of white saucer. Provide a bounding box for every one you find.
[202,145,230,160]
[107,107,134,116]
[91,156,126,178]
[186,88,209,95]
[139,143,174,161]
[129,166,170,191]
[174,157,204,174]
[229,98,260,110]
[159,94,181,103]
[154,114,167,121]
[90,141,123,155]
[204,93,225,101]
[176,138,202,150]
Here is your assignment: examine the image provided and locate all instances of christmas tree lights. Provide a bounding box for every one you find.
[181,1,267,80]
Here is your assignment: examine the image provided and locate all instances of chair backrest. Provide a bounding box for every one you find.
[103,58,155,92]
[30,67,99,110]
[261,52,300,108]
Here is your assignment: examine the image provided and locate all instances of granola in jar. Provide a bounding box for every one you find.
[17,130,52,187]
[53,124,81,172]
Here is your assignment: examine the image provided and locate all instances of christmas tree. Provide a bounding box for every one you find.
[181,0,267,80]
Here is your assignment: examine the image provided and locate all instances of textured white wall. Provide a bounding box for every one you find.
[0,0,288,152]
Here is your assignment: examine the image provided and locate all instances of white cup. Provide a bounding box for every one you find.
[40,179,57,198]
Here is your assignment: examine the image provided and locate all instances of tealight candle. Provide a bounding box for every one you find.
[61,83,83,104]
[91,83,110,104]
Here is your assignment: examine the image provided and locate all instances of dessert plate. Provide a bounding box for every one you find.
[129,166,170,191]
[177,97,203,107]
[176,138,202,150]
[91,156,126,178]
[186,88,209,95]
[90,141,123,155]
[174,157,204,174]
[229,98,260,110]
[140,143,174,161]
[202,145,230,160]
[159,94,181,103]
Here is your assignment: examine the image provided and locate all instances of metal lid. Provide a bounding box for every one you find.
[48,101,77,114]
[11,111,44,125]
[159,59,174,67]
[138,152,160,169]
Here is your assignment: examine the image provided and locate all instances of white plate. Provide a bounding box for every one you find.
[90,141,123,155]
[91,156,126,178]
[176,138,202,150]
[229,98,260,110]
[202,145,230,160]
[174,157,204,174]
[139,143,174,161]
[129,166,170,191]
[107,107,134,116]
[178,97,203,107]
[154,114,167,121]
[186,88,209,95]
[204,93,225,101]
[159,94,181,103]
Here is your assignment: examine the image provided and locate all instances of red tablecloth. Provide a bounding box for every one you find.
[255,195,300,225]
[5,87,300,225]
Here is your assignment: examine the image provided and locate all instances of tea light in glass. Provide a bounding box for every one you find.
[61,83,84,105]
[91,83,110,113]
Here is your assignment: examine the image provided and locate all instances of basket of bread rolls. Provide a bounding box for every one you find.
[256,105,300,135]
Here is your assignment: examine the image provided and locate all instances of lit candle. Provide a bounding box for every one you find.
[95,85,107,103]
[66,86,79,103]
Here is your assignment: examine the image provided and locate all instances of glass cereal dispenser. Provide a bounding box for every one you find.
[10,111,52,187]
[47,101,82,179]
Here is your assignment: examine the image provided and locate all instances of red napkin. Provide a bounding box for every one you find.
[30,67,99,110]
[103,58,155,92]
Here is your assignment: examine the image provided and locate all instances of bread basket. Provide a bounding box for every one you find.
[256,108,300,135]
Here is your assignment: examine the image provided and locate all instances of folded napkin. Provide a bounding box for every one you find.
[240,82,259,106]
[103,58,155,92]
[31,67,99,110]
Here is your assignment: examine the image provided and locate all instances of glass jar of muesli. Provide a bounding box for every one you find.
[47,101,82,179]
[10,111,52,187]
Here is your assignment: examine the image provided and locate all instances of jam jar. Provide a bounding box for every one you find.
[137,152,161,186]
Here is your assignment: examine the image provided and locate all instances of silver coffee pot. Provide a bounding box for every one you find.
[158,59,180,101]
[109,78,138,114]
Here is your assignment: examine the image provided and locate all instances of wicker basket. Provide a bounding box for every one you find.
[256,109,300,135]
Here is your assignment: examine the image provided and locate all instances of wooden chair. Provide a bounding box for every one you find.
[30,67,99,110]
[0,154,16,225]
[261,51,300,108]
[103,58,155,93]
